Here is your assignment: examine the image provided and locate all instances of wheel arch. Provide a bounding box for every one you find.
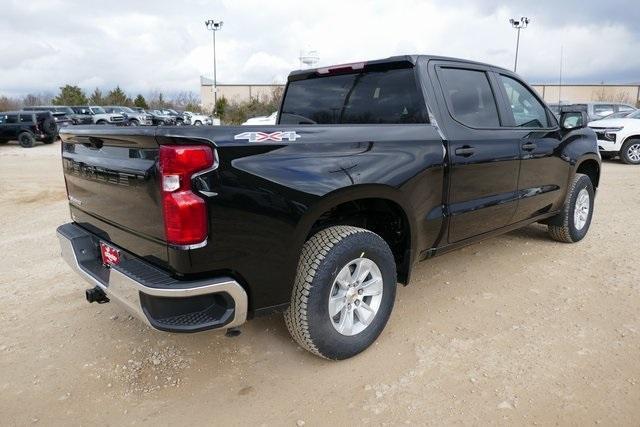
[574,155,601,189]
[620,133,640,146]
[293,184,417,285]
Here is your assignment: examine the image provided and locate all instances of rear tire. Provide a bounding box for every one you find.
[129,119,140,127]
[620,139,640,165]
[194,120,202,126]
[42,117,58,137]
[18,132,36,148]
[547,173,594,243]
[284,226,397,360]
[42,137,55,144]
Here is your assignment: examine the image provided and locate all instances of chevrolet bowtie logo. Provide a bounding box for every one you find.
[234,131,301,142]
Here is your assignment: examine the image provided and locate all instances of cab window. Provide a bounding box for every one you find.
[499,75,549,128]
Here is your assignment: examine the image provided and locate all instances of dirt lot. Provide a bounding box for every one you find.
[1,140,639,425]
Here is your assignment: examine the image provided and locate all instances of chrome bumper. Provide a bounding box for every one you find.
[57,223,248,331]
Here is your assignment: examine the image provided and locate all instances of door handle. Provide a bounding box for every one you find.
[521,141,537,151]
[455,146,475,157]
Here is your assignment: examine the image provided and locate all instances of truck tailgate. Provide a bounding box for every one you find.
[60,127,167,263]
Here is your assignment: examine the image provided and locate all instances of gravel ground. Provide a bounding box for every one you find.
[1,141,639,425]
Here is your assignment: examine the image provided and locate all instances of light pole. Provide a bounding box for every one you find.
[509,17,530,73]
[205,19,223,114]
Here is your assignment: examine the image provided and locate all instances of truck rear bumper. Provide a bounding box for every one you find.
[56,223,248,333]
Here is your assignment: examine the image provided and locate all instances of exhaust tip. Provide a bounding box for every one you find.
[85,287,110,304]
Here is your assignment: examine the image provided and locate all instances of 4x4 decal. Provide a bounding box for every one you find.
[234,131,301,142]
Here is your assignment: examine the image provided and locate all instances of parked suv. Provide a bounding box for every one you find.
[147,109,177,125]
[574,102,636,122]
[588,109,640,164]
[23,106,92,125]
[0,111,59,147]
[159,109,185,125]
[70,106,125,125]
[103,106,153,126]
[183,111,212,126]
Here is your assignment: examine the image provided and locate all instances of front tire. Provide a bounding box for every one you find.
[547,173,594,243]
[284,226,397,360]
[620,139,640,165]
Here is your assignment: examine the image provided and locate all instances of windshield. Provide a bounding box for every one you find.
[120,107,135,113]
[90,107,106,114]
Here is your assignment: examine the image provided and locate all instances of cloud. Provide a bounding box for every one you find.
[0,0,638,97]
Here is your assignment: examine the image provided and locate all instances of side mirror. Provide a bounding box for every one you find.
[559,105,588,130]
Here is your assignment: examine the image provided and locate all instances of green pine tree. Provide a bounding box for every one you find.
[134,94,148,109]
[106,86,131,106]
[52,85,88,106]
[88,88,104,105]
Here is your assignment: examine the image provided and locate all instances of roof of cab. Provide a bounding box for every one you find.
[288,54,511,81]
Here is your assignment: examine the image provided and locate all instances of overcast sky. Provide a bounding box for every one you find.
[1,0,639,97]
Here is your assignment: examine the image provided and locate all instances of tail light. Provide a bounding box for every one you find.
[159,145,215,247]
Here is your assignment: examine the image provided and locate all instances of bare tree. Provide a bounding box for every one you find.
[592,89,632,104]
[0,96,20,111]
[172,91,202,112]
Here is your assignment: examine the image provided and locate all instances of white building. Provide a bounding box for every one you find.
[200,76,283,111]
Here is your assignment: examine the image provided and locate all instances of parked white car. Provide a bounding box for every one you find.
[242,111,278,125]
[183,111,212,126]
[588,110,640,164]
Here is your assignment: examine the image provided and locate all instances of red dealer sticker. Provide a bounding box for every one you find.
[100,242,121,267]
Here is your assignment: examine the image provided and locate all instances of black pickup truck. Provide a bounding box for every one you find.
[57,55,600,360]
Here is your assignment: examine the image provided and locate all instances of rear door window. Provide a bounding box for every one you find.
[19,114,34,123]
[438,67,500,128]
[498,75,549,128]
[280,68,428,124]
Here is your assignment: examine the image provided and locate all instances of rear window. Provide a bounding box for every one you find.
[280,68,427,125]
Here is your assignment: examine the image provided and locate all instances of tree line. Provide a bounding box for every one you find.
[0,85,203,113]
[2,85,286,124]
